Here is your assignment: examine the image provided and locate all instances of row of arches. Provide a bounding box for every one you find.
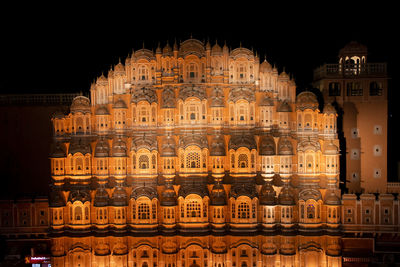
[55,195,340,228]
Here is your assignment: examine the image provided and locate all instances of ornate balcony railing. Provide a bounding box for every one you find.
[314,63,387,80]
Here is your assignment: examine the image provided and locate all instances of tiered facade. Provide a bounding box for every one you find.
[48,38,343,266]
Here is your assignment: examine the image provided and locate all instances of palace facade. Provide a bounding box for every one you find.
[1,39,398,266]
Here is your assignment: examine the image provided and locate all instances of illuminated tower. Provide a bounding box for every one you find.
[313,41,389,193]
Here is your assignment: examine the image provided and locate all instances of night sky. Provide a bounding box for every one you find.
[1,4,399,192]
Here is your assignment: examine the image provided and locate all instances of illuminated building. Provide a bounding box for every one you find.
[1,39,399,266]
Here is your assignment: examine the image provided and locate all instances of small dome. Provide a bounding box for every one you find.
[95,106,110,115]
[112,138,127,157]
[160,135,176,157]
[70,96,91,114]
[113,99,127,109]
[94,187,109,207]
[259,135,276,156]
[323,103,337,115]
[111,187,127,206]
[296,91,319,111]
[260,60,272,72]
[211,42,222,55]
[68,138,91,155]
[278,71,290,82]
[323,141,339,155]
[259,182,276,205]
[114,62,125,72]
[161,186,177,206]
[94,138,110,157]
[210,135,226,156]
[278,184,295,205]
[277,101,292,112]
[210,183,227,206]
[324,190,341,205]
[96,74,108,85]
[339,41,368,57]
[68,188,91,203]
[163,42,173,56]
[49,186,65,207]
[228,134,257,151]
[50,142,66,158]
[278,136,293,155]
[259,95,274,106]
[131,87,158,104]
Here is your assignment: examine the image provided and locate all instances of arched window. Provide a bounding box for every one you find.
[186,152,200,168]
[187,63,199,80]
[139,65,149,81]
[238,154,248,168]
[139,155,149,169]
[307,204,315,219]
[186,200,201,218]
[74,206,82,221]
[138,203,150,219]
[237,202,250,219]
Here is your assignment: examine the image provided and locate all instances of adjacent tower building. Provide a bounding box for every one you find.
[313,41,389,193]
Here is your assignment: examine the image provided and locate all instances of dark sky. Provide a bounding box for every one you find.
[1,4,397,95]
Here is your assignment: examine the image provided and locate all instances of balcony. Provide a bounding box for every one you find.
[314,63,387,80]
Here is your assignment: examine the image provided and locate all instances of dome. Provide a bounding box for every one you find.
[323,103,337,115]
[296,91,319,111]
[324,190,341,205]
[210,87,225,107]
[339,41,368,57]
[178,85,206,101]
[278,71,290,82]
[111,186,127,206]
[161,186,177,206]
[178,38,205,58]
[229,134,257,151]
[277,136,293,155]
[68,188,91,203]
[162,42,173,56]
[323,141,339,155]
[277,101,292,112]
[228,87,255,103]
[131,134,158,152]
[70,96,91,114]
[95,106,110,115]
[299,189,322,202]
[160,135,176,157]
[211,42,222,55]
[179,134,208,149]
[260,60,272,72]
[50,142,66,158]
[210,135,226,156]
[130,186,158,200]
[68,138,91,155]
[259,95,274,106]
[96,74,108,85]
[259,182,276,205]
[94,187,109,207]
[94,138,110,157]
[210,183,227,206]
[49,186,65,207]
[131,87,158,104]
[161,87,176,108]
[113,99,127,109]
[278,184,295,205]
[112,138,127,157]
[114,62,125,73]
[259,135,276,156]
